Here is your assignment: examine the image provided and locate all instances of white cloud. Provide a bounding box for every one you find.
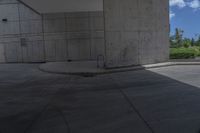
[170,0,200,19]
[170,0,186,8]
[170,11,176,19]
[187,0,200,10]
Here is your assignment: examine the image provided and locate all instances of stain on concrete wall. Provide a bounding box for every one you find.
[104,0,169,68]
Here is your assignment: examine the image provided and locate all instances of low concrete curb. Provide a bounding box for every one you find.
[144,62,200,69]
[39,61,200,76]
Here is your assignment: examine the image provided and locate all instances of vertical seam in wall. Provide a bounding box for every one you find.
[63,13,67,61]
[65,13,69,60]
[42,15,46,62]
[103,0,107,67]
[117,0,124,67]
[17,3,23,62]
[55,39,57,61]
[137,0,141,64]
[88,11,92,60]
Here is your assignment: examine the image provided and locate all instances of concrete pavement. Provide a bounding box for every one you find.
[39,61,200,75]
[0,64,200,133]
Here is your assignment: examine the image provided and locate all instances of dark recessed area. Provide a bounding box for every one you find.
[2,18,8,22]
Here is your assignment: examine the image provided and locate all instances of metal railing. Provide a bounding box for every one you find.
[97,55,105,68]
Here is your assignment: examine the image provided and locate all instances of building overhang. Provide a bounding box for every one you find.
[19,0,103,13]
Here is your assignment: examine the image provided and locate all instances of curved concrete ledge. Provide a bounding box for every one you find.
[39,61,200,76]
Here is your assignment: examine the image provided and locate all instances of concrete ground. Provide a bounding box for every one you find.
[0,64,200,133]
[39,61,200,75]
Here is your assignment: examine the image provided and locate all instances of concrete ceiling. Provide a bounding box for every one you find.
[19,0,103,13]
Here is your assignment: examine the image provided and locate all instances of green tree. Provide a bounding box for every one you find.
[183,38,191,48]
[191,38,195,46]
[170,35,177,48]
[175,28,184,47]
[196,35,200,46]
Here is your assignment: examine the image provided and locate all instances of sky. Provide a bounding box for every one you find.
[170,0,200,39]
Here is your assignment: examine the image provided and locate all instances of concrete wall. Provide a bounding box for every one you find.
[0,0,105,63]
[1,0,169,67]
[43,12,105,62]
[104,0,169,68]
[0,0,20,63]
[0,0,44,63]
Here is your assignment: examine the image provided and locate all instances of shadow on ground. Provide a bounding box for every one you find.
[0,64,200,133]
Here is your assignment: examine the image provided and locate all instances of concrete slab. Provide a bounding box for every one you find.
[39,61,200,75]
[1,64,200,132]
[2,64,200,132]
[39,61,105,75]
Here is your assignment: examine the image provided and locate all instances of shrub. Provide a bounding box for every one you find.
[170,48,196,59]
[183,41,190,48]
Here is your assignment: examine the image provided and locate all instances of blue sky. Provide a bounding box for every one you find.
[170,0,200,39]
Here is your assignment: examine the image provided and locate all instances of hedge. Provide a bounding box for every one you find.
[170,47,200,59]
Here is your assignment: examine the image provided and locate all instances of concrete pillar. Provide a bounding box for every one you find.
[104,0,169,68]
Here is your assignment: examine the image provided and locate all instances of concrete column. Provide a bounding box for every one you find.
[103,0,169,68]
